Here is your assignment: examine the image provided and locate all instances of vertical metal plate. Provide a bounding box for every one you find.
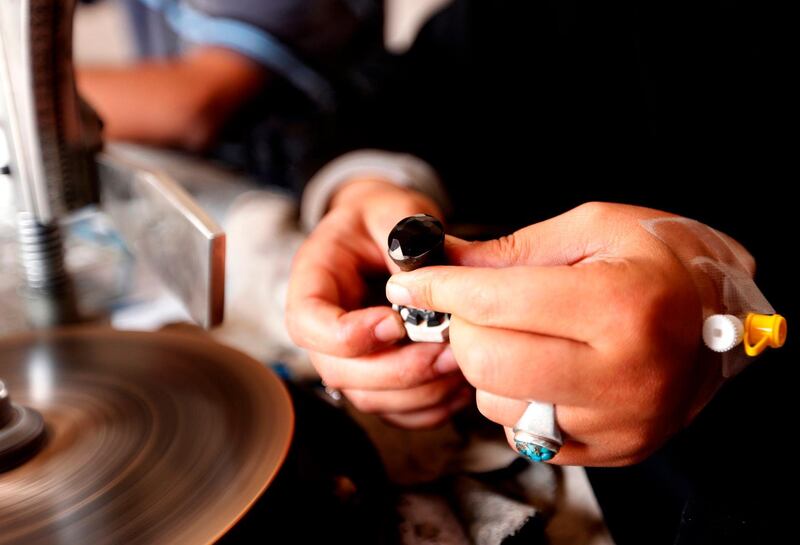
[97,152,225,328]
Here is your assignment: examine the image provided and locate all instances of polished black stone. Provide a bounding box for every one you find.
[387,214,445,271]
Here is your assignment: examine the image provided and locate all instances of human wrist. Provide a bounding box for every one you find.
[641,216,775,378]
[300,150,450,232]
[331,177,440,216]
[331,177,407,209]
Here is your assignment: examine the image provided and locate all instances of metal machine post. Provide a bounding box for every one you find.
[0,0,225,330]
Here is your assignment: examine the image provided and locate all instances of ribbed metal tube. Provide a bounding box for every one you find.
[16,212,69,290]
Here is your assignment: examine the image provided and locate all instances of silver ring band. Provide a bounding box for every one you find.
[512,401,563,462]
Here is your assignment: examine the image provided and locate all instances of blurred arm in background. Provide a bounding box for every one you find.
[77,0,384,190]
[79,46,267,152]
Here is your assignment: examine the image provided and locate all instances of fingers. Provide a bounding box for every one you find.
[287,220,406,357]
[493,404,606,466]
[489,397,661,467]
[475,390,528,426]
[380,387,474,429]
[386,260,630,342]
[448,317,598,404]
[476,391,593,436]
[343,372,469,414]
[501,427,595,466]
[287,191,447,358]
[311,342,455,391]
[287,293,405,357]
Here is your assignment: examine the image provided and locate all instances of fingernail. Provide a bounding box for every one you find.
[374,314,406,342]
[433,347,458,374]
[386,280,412,306]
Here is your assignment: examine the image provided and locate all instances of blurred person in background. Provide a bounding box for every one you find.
[78,0,383,193]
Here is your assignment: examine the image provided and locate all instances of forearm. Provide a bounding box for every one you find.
[77,48,267,152]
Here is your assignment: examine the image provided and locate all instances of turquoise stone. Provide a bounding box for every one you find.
[515,440,555,463]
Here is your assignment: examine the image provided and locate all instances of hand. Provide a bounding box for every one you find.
[286,178,473,428]
[385,202,727,465]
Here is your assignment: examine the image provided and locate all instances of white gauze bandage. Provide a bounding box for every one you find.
[641,217,775,377]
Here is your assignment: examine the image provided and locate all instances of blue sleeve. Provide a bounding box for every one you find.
[135,0,382,111]
[187,0,380,60]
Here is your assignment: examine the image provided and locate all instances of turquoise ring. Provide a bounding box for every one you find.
[513,402,562,463]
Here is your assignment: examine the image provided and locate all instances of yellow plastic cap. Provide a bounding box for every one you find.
[743,313,787,357]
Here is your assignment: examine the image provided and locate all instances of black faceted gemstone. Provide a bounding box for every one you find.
[387,214,445,271]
